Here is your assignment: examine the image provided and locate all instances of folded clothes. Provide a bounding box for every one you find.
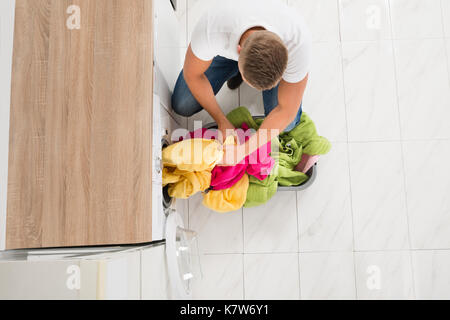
[202,173,249,213]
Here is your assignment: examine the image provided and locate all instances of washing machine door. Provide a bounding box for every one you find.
[165,210,200,299]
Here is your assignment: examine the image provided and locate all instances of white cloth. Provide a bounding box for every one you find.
[190,0,312,83]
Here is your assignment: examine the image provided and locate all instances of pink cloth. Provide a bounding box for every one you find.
[295,154,320,174]
[211,123,274,190]
[178,124,275,191]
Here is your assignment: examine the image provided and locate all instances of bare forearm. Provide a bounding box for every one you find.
[239,105,296,157]
[184,74,228,125]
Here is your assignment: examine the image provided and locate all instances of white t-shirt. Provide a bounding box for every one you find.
[190,0,312,83]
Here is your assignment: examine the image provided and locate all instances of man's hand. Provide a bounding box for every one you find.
[217,118,236,142]
[219,143,246,166]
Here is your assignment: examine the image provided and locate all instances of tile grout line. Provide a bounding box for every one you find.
[202,247,450,256]
[321,36,449,44]
[139,249,142,299]
[295,191,302,299]
[347,138,450,143]
[187,199,190,229]
[297,251,302,300]
[242,252,246,300]
[336,0,359,299]
[337,0,342,42]
[440,0,450,88]
[387,0,417,299]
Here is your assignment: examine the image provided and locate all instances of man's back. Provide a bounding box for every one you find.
[191,0,312,83]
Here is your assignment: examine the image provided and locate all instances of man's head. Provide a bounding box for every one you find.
[238,30,288,91]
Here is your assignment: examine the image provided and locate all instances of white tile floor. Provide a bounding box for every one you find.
[175,0,450,299]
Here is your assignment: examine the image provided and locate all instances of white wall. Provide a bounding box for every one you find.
[0,0,16,251]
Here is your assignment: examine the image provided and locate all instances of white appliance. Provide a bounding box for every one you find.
[0,0,199,300]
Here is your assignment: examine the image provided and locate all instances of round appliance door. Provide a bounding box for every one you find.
[165,210,201,299]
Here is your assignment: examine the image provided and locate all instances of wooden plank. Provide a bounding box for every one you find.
[6,0,153,249]
[41,0,96,246]
[6,0,51,249]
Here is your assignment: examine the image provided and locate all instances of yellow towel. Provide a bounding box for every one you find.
[162,138,223,172]
[202,174,249,213]
[162,138,223,199]
[163,167,211,199]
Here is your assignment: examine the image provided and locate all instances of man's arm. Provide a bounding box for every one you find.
[222,75,308,165]
[183,45,235,139]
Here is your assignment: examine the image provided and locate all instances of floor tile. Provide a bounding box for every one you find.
[446,39,450,82]
[412,250,450,299]
[389,0,443,39]
[443,0,450,38]
[354,251,414,299]
[288,0,340,42]
[299,252,356,299]
[297,143,353,252]
[243,191,298,253]
[188,86,240,130]
[342,41,400,141]
[394,39,450,140]
[189,193,243,254]
[403,140,450,249]
[141,246,170,299]
[244,253,300,300]
[349,142,409,250]
[302,42,347,142]
[175,0,450,301]
[239,83,265,117]
[192,254,244,300]
[339,0,392,41]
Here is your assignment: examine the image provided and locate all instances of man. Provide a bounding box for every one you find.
[172,0,311,166]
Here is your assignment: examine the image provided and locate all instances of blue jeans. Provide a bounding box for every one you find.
[172,56,302,132]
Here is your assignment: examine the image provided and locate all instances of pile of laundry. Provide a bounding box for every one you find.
[162,106,331,213]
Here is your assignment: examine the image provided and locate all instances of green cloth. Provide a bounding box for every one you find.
[226,106,332,207]
[280,113,332,155]
[272,138,310,187]
[244,174,278,208]
[227,107,260,130]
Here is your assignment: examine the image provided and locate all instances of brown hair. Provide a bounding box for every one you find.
[239,31,288,90]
